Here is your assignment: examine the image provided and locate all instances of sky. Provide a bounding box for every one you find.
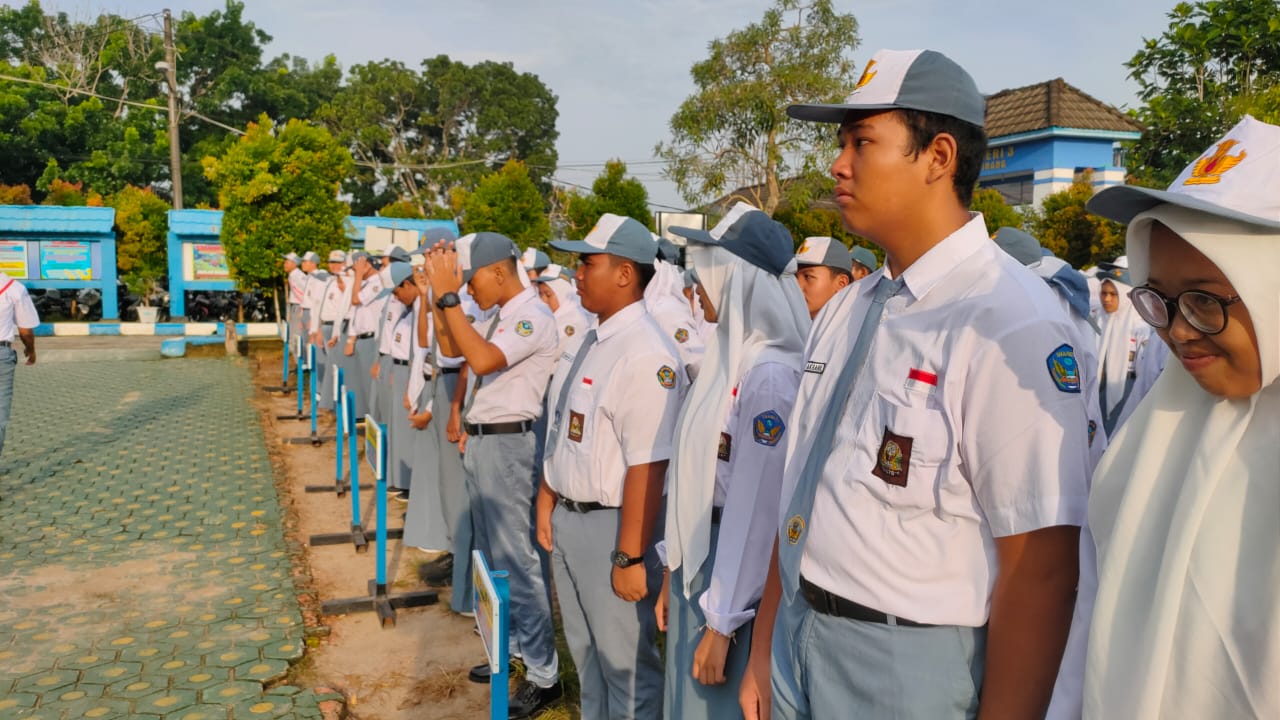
[40,0,1178,209]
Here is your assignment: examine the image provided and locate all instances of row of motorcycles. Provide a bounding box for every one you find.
[29,279,277,323]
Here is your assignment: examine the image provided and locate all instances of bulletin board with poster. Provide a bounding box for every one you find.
[189,242,231,280]
[0,241,29,279]
[40,241,93,280]
[363,226,421,256]
[655,212,707,246]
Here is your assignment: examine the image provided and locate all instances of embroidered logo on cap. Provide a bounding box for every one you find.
[674,328,689,344]
[753,410,786,446]
[1047,344,1081,393]
[1184,139,1246,186]
[718,432,732,462]
[565,325,575,337]
[786,515,805,545]
[516,320,533,337]
[854,58,878,91]
[872,427,913,488]
[796,241,811,255]
[657,365,676,389]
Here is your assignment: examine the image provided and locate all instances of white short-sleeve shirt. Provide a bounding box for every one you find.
[788,215,1091,628]
[0,274,38,341]
[287,268,307,306]
[350,275,385,336]
[456,287,558,424]
[542,300,686,506]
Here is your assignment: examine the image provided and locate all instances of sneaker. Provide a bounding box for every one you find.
[508,679,562,719]
[391,489,410,503]
[417,553,454,586]
[456,610,475,619]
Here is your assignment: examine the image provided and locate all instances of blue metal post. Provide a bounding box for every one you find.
[296,345,306,416]
[334,368,345,489]
[375,421,388,590]
[309,344,318,438]
[281,322,290,386]
[347,389,361,527]
[491,570,510,719]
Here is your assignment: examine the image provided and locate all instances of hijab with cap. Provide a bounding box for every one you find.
[1081,203,1280,718]
[1095,266,1150,431]
[665,240,810,598]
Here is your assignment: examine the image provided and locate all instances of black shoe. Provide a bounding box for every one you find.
[469,662,493,684]
[417,553,454,586]
[508,679,562,719]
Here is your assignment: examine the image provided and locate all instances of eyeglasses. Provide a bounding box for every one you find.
[1129,286,1242,335]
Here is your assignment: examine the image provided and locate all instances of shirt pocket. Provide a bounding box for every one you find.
[864,392,953,510]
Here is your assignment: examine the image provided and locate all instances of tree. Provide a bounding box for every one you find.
[1026,172,1125,268]
[970,187,1025,236]
[109,186,170,306]
[0,184,33,204]
[378,199,426,219]
[656,0,859,214]
[459,160,550,248]
[561,160,653,239]
[202,116,352,293]
[1126,0,1280,186]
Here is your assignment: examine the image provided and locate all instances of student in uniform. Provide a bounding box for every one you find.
[369,247,411,426]
[537,215,686,719]
[532,265,589,356]
[741,49,1090,720]
[522,247,551,281]
[1094,259,1166,436]
[424,232,562,718]
[793,237,855,319]
[309,250,349,412]
[661,203,809,719]
[283,252,306,343]
[298,251,323,349]
[1048,115,1280,720]
[382,261,419,499]
[646,241,706,380]
[849,245,877,280]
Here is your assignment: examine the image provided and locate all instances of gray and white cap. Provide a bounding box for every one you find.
[301,251,321,264]
[669,202,795,277]
[458,232,519,283]
[550,214,658,265]
[787,49,985,128]
[795,237,854,274]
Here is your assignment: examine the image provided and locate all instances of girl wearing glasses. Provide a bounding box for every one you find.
[1047,116,1279,720]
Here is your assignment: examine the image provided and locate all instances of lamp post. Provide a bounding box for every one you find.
[156,9,182,209]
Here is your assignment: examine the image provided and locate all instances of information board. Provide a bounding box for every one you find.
[0,241,27,278]
[41,241,92,280]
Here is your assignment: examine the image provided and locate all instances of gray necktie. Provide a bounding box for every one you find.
[545,329,598,451]
[461,313,501,420]
[778,274,906,600]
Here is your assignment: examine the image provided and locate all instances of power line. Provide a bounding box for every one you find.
[0,72,167,112]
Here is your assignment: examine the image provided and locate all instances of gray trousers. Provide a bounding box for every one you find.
[664,519,751,719]
[351,335,378,419]
[315,323,337,411]
[332,325,357,410]
[438,371,474,612]
[464,431,559,687]
[387,362,413,491]
[770,592,987,719]
[370,354,392,426]
[552,504,663,719]
[404,373,448,552]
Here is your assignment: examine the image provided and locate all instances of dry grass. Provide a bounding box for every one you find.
[399,667,469,707]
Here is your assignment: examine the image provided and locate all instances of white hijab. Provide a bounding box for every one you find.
[1096,275,1147,417]
[665,245,809,597]
[1084,204,1280,718]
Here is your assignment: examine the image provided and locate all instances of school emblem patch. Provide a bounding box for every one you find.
[565,325,575,337]
[786,515,805,545]
[674,328,689,344]
[516,320,533,337]
[718,432,732,462]
[657,365,676,389]
[1185,139,1246,186]
[753,410,785,446]
[568,411,584,443]
[871,427,913,488]
[1047,344,1081,393]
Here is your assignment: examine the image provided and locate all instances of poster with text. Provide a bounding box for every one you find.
[192,243,230,280]
[0,241,28,278]
[41,241,92,280]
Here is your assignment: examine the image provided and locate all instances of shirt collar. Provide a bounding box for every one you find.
[884,213,989,301]
[497,286,537,316]
[596,300,646,342]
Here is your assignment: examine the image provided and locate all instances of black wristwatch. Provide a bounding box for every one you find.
[435,292,461,311]
[610,550,644,568]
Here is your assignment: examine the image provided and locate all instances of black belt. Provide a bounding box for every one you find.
[799,576,933,627]
[0,341,10,348]
[321,321,334,327]
[356,332,375,340]
[559,498,615,513]
[711,506,722,524]
[392,358,409,366]
[441,367,460,374]
[464,420,534,436]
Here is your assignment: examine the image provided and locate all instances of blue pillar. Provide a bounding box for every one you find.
[100,233,119,320]
[167,231,185,319]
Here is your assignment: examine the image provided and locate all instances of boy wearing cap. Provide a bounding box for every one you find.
[740,49,1090,720]
[424,232,562,718]
[308,250,350,412]
[794,237,855,318]
[298,252,322,341]
[850,245,877,280]
[342,251,384,425]
[536,214,686,719]
[282,252,306,343]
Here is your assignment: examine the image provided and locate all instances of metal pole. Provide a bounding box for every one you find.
[163,9,183,209]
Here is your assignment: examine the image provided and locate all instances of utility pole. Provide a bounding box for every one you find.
[162,9,183,209]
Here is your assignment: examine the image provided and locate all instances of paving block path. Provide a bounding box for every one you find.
[0,359,330,719]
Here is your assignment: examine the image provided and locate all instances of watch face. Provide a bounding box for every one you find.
[611,551,629,568]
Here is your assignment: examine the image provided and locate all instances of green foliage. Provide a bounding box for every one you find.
[203,116,352,290]
[460,160,550,248]
[1025,172,1125,268]
[378,199,427,219]
[970,187,1025,236]
[561,160,653,239]
[1126,0,1280,186]
[656,0,859,214]
[109,185,170,303]
[38,175,102,206]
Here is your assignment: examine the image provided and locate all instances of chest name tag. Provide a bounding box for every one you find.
[804,361,826,374]
[568,411,584,443]
[718,432,732,462]
[871,426,914,488]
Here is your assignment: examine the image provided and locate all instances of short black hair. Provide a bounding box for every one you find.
[832,267,854,283]
[897,109,987,207]
[606,255,655,292]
